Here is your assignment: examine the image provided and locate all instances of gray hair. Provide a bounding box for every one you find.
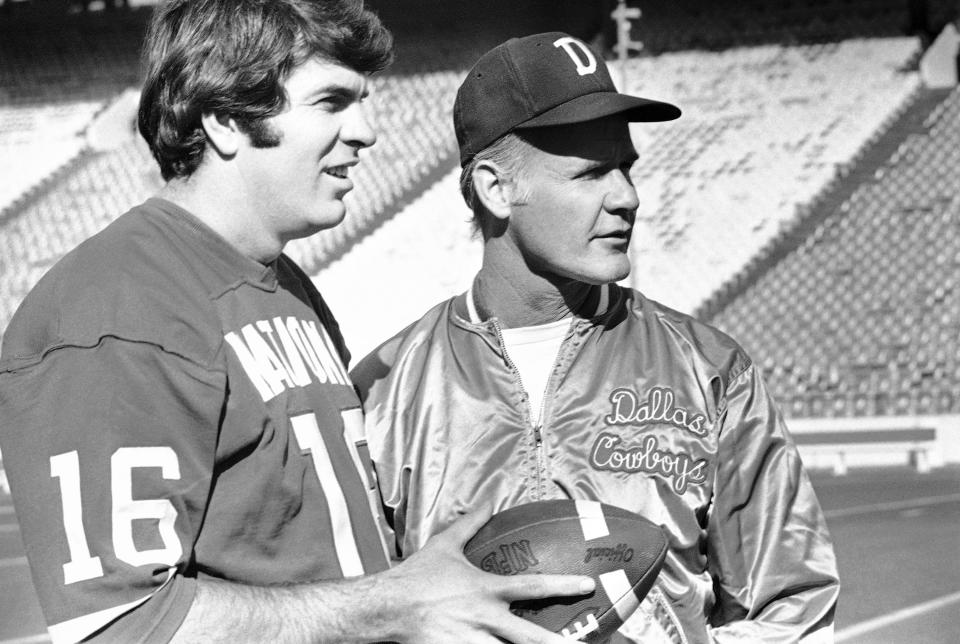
[459,132,535,237]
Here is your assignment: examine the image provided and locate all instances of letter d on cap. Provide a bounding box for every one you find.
[553,37,597,76]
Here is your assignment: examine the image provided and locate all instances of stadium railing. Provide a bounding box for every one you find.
[791,426,940,475]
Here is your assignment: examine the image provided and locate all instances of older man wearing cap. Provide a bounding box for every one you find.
[353,33,839,643]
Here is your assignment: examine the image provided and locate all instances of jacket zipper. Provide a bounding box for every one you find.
[490,318,545,498]
[532,424,544,500]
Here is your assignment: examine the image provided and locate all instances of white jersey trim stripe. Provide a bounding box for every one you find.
[466,285,481,323]
[47,568,175,644]
[575,500,609,541]
[597,283,610,316]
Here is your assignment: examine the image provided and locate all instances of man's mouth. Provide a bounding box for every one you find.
[324,165,351,179]
[598,229,631,240]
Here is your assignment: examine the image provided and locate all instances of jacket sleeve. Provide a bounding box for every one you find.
[706,362,839,643]
[0,337,224,643]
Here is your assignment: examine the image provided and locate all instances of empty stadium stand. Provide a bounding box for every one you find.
[0,3,147,213]
[623,0,959,53]
[704,84,960,422]
[623,37,923,313]
[1,35,928,339]
[0,66,465,331]
[1,1,959,449]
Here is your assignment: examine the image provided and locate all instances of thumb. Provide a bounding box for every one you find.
[439,505,496,550]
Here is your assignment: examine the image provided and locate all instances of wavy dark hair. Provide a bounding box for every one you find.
[138,0,393,181]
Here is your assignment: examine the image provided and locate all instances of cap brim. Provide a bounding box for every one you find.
[515,92,680,130]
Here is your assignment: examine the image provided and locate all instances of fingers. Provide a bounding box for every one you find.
[497,572,595,602]
[490,613,577,644]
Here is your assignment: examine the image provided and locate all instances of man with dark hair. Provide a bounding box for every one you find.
[0,4,594,643]
[355,32,840,643]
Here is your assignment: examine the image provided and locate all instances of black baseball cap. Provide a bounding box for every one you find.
[454,32,681,166]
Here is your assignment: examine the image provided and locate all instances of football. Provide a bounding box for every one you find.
[463,499,668,642]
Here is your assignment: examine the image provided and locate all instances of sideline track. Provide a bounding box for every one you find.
[835,590,960,642]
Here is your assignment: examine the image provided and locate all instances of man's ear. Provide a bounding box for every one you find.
[200,112,241,157]
[473,160,517,221]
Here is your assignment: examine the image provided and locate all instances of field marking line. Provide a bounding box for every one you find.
[0,556,28,569]
[0,635,50,644]
[0,506,15,515]
[823,493,960,519]
[0,524,20,533]
[836,590,960,642]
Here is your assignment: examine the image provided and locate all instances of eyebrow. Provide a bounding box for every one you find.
[303,83,369,102]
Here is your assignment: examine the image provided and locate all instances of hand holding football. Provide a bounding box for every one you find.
[463,499,668,643]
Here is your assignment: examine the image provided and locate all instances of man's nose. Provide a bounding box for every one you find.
[605,169,639,214]
[343,103,377,149]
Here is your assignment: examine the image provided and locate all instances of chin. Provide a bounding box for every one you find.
[575,267,630,286]
[592,259,631,285]
[311,203,348,231]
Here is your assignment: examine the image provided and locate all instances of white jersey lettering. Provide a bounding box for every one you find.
[224,331,276,401]
[50,451,104,584]
[226,317,351,401]
[290,413,365,577]
[302,320,350,386]
[241,323,295,394]
[112,447,182,567]
[274,316,313,387]
[287,317,330,384]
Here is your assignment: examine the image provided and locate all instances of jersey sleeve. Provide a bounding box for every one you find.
[0,337,226,643]
[351,333,411,557]
[706,362,839,642]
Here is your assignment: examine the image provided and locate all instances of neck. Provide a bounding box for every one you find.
[473,258,594,329]
[158,172,283,265]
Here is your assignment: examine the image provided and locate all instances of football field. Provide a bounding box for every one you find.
[1,465,958,642]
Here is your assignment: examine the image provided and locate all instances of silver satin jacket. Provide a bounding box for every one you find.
[352,285,839,643]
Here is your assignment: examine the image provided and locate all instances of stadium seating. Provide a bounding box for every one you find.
[0,4,146,217]
[706,85,960,418]
[312,169,480,359]
[0,65,464,331]
[626,0,959,53]
[623,37,922,313]
[0,35,926,338]
[1,1,959,428]
[0,101,106,213]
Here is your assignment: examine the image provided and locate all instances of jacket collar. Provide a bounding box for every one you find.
[461,282,612,325]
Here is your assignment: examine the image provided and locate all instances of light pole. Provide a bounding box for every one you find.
[611,0,644,90]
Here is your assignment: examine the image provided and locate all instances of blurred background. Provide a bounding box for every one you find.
[1,0,959,641]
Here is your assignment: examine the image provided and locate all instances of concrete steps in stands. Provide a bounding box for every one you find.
[697,85,955,322]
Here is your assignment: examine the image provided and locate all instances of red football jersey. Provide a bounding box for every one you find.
[0,199,389,643]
